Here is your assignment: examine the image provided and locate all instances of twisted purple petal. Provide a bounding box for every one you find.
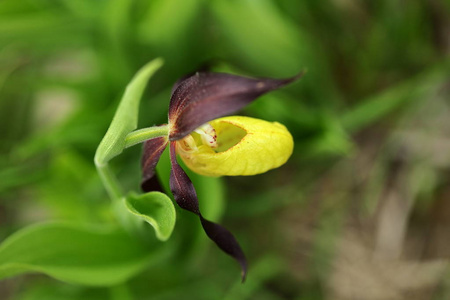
[169,142,248,281]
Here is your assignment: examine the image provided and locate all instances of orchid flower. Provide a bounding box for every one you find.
[140,71,302,280]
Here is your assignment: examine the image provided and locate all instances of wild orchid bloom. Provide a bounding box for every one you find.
[141,72,302,280]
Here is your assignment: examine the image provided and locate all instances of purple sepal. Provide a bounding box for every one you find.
[168,72,303,140]
[141,136,169,192]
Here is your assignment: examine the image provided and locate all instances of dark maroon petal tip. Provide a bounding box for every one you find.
[200,216,248,282]
[169,142,247,280]
[168,71,304,140]
[141,136,169,192]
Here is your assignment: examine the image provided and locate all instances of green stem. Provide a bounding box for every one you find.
[96,124,169,201]
[125,125,169,148]
[96,163,123,202]
[97,162,142,235]
[95,124,169,236]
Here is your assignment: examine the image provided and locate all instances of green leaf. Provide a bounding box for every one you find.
[0,222,163,286]
[138,0,202,46]
[211,0,306,75]
[94,58,164,166]
[341,63,450,132]
[210,0,339,105]
[304,115,353,157]
[125,192,176,241]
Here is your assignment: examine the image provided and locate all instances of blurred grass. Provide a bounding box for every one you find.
[0,0,449,299]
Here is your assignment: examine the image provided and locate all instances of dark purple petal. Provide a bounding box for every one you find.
[169,142,247,280]
[200,216,248,281]
[170,64,214,96]
[168,71,304,140]
[141,136,169,192]
[168,142,200,214]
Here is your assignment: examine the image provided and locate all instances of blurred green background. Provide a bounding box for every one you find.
[0,0,449,299]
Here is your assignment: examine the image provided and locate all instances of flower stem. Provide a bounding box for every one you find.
[125,125,169,148]
[96,163,123,202]
[95,124,169,236]
[96,162,143,236]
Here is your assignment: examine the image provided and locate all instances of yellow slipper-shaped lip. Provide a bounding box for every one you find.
[177,116,294,177]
